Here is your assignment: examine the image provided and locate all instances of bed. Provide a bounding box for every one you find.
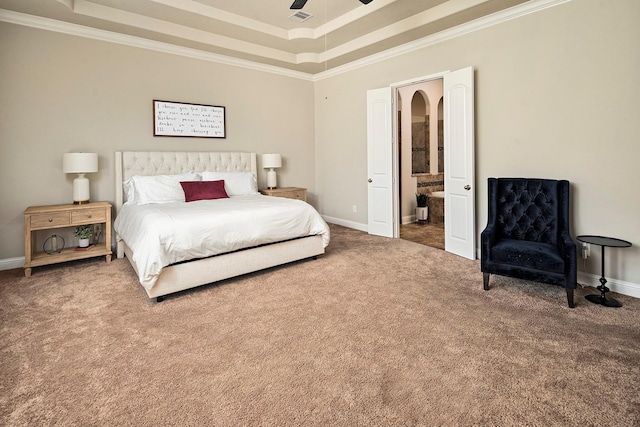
[114,151,329,301]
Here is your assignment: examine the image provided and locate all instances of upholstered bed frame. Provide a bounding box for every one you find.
[115,151,325,301]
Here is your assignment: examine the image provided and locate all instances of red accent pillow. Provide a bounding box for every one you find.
[180,180,229,202]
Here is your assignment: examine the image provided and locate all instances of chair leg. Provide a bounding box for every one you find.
[566,288,575,309]
[483,273,490,290]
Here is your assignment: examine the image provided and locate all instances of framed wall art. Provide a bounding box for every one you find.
[153,100,226,138]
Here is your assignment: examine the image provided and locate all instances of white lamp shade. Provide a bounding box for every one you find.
[262,153,282,169]
[63,153,98,173]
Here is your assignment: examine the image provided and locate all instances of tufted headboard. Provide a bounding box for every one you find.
[115,151,257,215]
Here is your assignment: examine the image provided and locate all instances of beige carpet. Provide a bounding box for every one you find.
[1,224,638,426]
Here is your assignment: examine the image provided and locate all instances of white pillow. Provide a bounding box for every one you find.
[125,173,200,205]
[201,171,258,196]
[122,178,138,205]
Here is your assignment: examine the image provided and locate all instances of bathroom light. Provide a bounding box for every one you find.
[63,152,98,204]
[262,153,282,189]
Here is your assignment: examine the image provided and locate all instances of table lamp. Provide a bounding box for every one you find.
[262,153,282,189]
[63,152,98,204]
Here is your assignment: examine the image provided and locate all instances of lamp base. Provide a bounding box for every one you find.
[266,169,278,190]
[72,174,91,205]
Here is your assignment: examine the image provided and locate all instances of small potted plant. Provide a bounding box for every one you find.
[73,225,93,248]
[415,193,428,222]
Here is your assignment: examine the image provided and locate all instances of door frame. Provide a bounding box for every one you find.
[390,67,477,259]
[390,71,450,239]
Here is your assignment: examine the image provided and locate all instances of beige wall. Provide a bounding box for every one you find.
[0,22,315,260]
[314,0,640,284]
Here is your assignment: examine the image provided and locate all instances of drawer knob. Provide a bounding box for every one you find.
[48,218,53,222]
[87,214,92,218]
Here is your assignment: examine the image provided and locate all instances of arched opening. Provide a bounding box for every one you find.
[437,97,444,174]
[411,91,429,175]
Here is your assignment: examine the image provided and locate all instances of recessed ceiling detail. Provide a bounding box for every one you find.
[0,0,569,75]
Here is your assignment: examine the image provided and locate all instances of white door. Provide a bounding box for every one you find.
[366,87,394,238]
[443,66,475,259]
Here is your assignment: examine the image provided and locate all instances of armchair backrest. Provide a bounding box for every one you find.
[487,178,570,244]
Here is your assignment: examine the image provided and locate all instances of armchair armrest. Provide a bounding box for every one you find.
[481,177,500,271]
[558,231,577,288]
[480,224,498,271]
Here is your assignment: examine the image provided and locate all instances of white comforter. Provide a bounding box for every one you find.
[114,195,330,290]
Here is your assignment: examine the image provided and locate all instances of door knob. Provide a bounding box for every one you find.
[368,178,372,183]
[464,185,471,190]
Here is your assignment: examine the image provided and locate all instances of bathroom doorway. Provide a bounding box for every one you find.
[367,66,475,258]
[397,79,445,250]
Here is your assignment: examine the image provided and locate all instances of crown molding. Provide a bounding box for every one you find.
[146,0,290,40]
[0,0,570,82]
[148,0,395,42]
[0,9,314,81]
[313,0,570,80]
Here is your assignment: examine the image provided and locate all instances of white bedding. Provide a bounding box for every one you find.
[114,194,330,290]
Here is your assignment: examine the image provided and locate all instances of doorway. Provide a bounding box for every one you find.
[397,79,445,250]
[367,66,476,260]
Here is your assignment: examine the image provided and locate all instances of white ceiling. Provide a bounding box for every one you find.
[0,0,534,75]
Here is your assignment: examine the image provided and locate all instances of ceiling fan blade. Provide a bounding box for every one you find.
[290,0,308,9]
[359,0,374,4]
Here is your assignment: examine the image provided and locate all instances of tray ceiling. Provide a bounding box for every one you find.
[0,0,537,75]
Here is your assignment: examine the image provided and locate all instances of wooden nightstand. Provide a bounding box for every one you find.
[260,187,307,202]
[24,201,112,277]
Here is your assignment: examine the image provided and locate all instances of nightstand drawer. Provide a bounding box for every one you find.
[277,189,305,200]
[260,187,307,202]
[72,208,106,224]
[30,212,70,229]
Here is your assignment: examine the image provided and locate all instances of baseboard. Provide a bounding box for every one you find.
[322,215,368,233]
[0,257,25,271]
[578,271,640,299]
[401,215,415,225]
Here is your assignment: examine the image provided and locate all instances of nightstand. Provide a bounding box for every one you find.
[24,201,112,277]
[260,187,307,202]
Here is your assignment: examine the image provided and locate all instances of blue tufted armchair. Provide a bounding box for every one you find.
[481,178,577,308]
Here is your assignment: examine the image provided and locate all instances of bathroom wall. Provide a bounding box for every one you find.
[416,174,444,195]
[417,174,445,224]
[437,117,444,174]
[411,121,428,174]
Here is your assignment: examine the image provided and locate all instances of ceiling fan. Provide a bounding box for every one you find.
[290,0,373,9]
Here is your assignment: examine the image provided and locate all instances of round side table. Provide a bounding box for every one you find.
[577,235,632,308]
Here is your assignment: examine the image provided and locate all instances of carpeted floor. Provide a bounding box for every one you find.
[1,224,638,426]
